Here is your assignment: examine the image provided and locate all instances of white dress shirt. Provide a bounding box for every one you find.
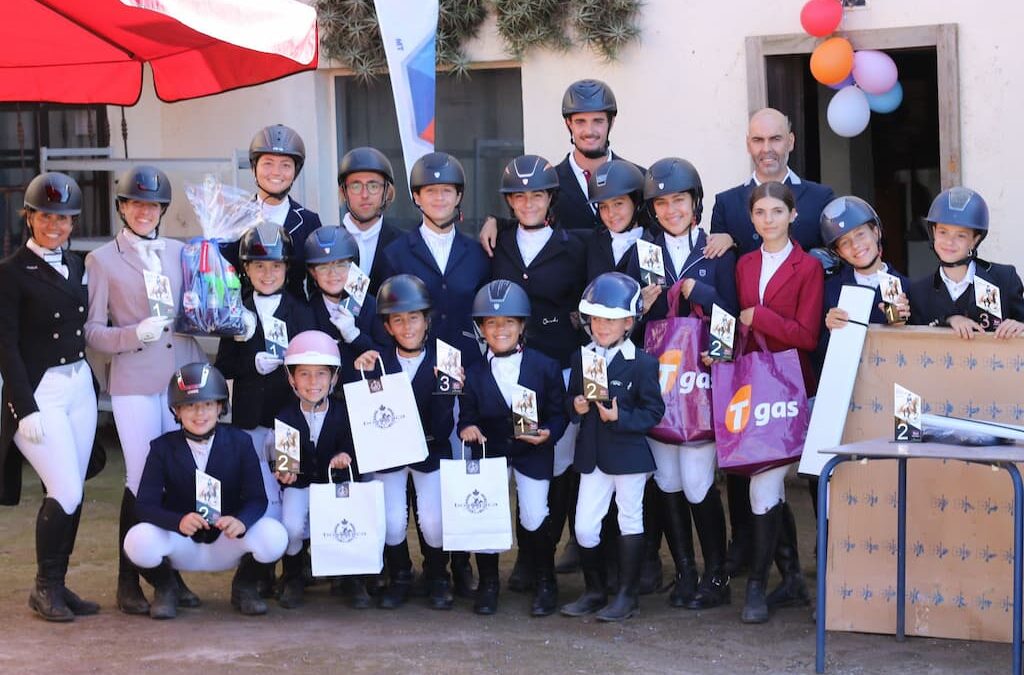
[516,226,553,267]
[187,435,213,472]
[253,293,283,325]
[488,350,523,408]
[27,238,68,279]
[758,240,794,302]
[853,262,890,289]
[419,223,456,273]
[568,150,611,212]
[939,261,976,301]
[397,349,427,379]
[610,228,642,265]
[664,232,695,277]
[343,213,382,276]
[750,168,801,187]
[258,197,291,226]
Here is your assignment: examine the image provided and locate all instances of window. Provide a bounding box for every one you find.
[335,68,524,232]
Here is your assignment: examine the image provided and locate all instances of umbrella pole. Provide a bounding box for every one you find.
[120,107,129,158]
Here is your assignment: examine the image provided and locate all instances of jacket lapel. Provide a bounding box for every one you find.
[17,248,81,300]
[762,247,800,306]
[409,230,442,275]
[529,229,568,270]
[496,229,527,272]
[444,233,468,275]
[115,230,148,277]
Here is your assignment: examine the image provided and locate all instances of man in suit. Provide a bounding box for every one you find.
[703,107,835,578]
[479,79,638,252]
[705,108,835,257]
[338,147,403,297]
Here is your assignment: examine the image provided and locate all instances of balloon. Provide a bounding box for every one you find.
[865,81,903,114]
[827,86,871,137]
[828,73,855,91]
[800,0,843,38]
[810,37,854,86]
[852,50,898,95]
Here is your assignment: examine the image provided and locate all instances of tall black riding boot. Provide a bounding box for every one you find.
[62,503,99,615]
[658,488,698,607]
[422,544,453,610]
[231,554,269,616]
[141,559,179,620]
[599,508,620,593]
[687,485,731,609]
[596,533,644,622]
[473,553,500,615]
[278,544,308,609]
[28,498,74,622]
[560,544,607,616]
[378,540,415,609]
[527,518,558,617]
[450,551,476,598]
[639,479,664,595]
[725,473,753,577]
[550,471,580,574]
[174,570,201,607]
[766,502,810,609]
[507,517,534,592]
[741,502,783,624]
[117,489,149,615]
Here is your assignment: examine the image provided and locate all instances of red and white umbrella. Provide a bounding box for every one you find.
[0,0,318,104]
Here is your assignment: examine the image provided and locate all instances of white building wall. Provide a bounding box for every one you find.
[111,1,1023,264]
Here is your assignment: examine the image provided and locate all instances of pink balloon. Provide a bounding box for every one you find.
[852,50,898,95]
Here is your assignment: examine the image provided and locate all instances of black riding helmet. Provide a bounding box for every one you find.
[588,160,645,230]
[167,362,230,418]
[338,147,394,224]
[561,79,618,118]
[304,226,359,266]
[643,157,704,225]
[500,154,559,229]
[249,124,305,200]
[409,152,465,230]
[115,165,172,238]
[376,274,432,315]
[925,186,990,267]
[24,172,83,216]
[238,221,294,263]
[472,279,532,320]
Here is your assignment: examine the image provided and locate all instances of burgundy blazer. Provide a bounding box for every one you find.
[735,241,824,396]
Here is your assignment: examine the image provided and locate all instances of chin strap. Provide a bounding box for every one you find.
[418,204,463,232]
[853,253,881,272]
[184,425,216,442]
[488,343,523,360]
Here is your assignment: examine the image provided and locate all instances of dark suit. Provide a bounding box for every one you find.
[628,228,739,338]
[307,291,391,385]
[135,426,268,543]
[355,344,456,474]
[362,218,403,298]
[569,346,663,475]
[553,151,642,232]
[458,349,568,480]
[735,242,824,396]
[274,398,360,488]
[585,227,639,283]
[490,227,587,368]
[382,227,490,365]
[815,264,910,374]
[710,176,834,255]
[214,291,314,429]
[908,260,1024,329]
[0,247,93,504]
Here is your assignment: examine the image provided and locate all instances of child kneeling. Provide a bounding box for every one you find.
[123,363,288,619]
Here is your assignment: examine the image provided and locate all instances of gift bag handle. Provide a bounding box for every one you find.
[665,278,690,318]
[737,324,771,355]
[358,356,387,382]
[460,439,487,459]
[328,465,356,484]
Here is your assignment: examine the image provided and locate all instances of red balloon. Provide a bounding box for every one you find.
[800,0,843,38]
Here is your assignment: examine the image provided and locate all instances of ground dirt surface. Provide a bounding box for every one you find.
[0,425,1010,674]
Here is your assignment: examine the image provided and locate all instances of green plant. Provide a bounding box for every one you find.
[316,0,642,79]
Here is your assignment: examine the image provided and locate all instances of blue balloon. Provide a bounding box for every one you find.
[865,81,903,114]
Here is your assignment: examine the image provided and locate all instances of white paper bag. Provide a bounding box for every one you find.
[308,469,386,577]
[440,442,513,552]
[343,363,428,473]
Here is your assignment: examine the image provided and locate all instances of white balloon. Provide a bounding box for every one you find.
[827,86,871,138]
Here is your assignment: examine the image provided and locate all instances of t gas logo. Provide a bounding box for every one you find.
[724,384,799,432]
[658,349,710,395]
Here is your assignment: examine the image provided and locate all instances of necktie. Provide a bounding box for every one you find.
[583,169,591,182]
[135,238,166,273]
[41,250,68,279]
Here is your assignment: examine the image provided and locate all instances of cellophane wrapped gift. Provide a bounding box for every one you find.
[176,176,259,337]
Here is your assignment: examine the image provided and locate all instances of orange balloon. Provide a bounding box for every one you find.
[810,37,854,86]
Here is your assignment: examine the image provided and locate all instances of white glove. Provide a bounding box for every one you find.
[255,351,284,375]
[136,315,172,343]
[234,309,258,342]
[329,307,361,343]
[18,412,44,445]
